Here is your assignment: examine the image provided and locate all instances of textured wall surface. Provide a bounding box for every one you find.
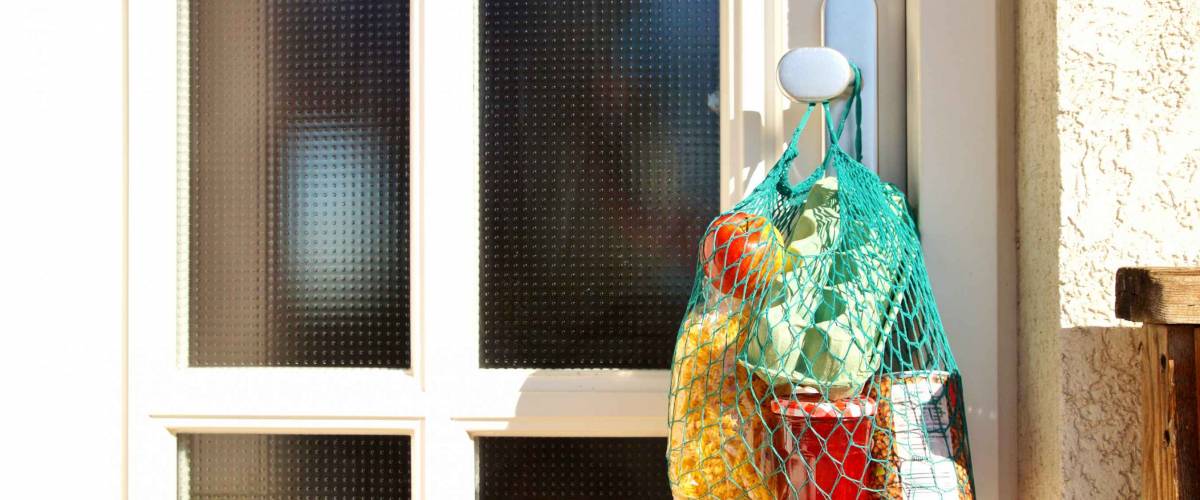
[1018,0,1200,497]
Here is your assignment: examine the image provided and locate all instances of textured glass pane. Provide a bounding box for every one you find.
[477,437,670,499]
[187,0,409,367]
[179,434,411,499]
[479,0,720,368]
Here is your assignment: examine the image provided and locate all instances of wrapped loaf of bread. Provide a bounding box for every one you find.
[667,308,780,499]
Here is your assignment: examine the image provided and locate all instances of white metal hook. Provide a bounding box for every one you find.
[776,47,854,103]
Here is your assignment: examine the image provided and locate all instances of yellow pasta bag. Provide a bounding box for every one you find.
[667,308,780,499]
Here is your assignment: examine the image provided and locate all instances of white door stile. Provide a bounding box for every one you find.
[129,0,188,496]
[418,0,480,496]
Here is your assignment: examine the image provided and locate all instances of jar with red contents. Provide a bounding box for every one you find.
[770,396,877,500]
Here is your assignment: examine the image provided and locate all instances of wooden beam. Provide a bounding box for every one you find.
[1116,267,1200,324]
[1142,324,1176,499]
[1122,267,1200,498]
[1140,324,1200,500]
[1169,325,1200,499]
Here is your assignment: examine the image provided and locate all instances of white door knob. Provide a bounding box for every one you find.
[776,47,854,103]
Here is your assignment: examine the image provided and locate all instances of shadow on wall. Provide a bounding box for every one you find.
[1059,326,1144,498]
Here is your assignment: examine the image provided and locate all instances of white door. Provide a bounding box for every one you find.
[129,1,1012,498]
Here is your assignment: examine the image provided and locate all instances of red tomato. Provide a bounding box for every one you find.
[701,212,787,299]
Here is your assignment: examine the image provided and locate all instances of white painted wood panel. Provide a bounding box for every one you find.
[908,1,1017,498]
[0,2,126,498]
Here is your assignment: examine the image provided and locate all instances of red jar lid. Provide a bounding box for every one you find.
[770,397,877,419]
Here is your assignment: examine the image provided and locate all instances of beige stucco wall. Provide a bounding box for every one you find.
[1018,0,1200,497]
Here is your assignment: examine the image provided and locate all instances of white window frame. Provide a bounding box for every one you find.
[129,1,1014,498]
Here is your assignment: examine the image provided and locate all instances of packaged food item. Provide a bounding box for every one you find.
[868,371,974,499]
[667,309,781,499]
[769,396,876,500]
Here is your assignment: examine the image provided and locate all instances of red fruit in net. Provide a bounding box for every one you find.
[701,212,788,300]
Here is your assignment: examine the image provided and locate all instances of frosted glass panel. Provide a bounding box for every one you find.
[186,0,409,367]
[179,434,411,499]
[478,0,720,368]
[477,437,670,499]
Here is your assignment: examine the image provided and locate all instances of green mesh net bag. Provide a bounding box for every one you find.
[666,68,975,499]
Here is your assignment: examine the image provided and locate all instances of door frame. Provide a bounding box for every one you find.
[905,2,1017,498]
[128,1,1015,498]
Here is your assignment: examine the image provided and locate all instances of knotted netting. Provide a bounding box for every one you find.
[666,69,975,499]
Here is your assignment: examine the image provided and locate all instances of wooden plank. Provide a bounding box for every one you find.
[1141,324,1200,499]
[1195,327,1200,462]
[1120,269,1200,498]
[1143,324,1176,499]
[1169,325,1200,499]
[1116,267,1200,324]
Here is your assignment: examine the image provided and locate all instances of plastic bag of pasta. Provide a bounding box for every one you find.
[667,68,975,499]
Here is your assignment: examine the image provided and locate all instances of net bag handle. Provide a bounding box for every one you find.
[751,64,862,200]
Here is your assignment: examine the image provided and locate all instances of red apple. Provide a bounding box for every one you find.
[701,212,788,300]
